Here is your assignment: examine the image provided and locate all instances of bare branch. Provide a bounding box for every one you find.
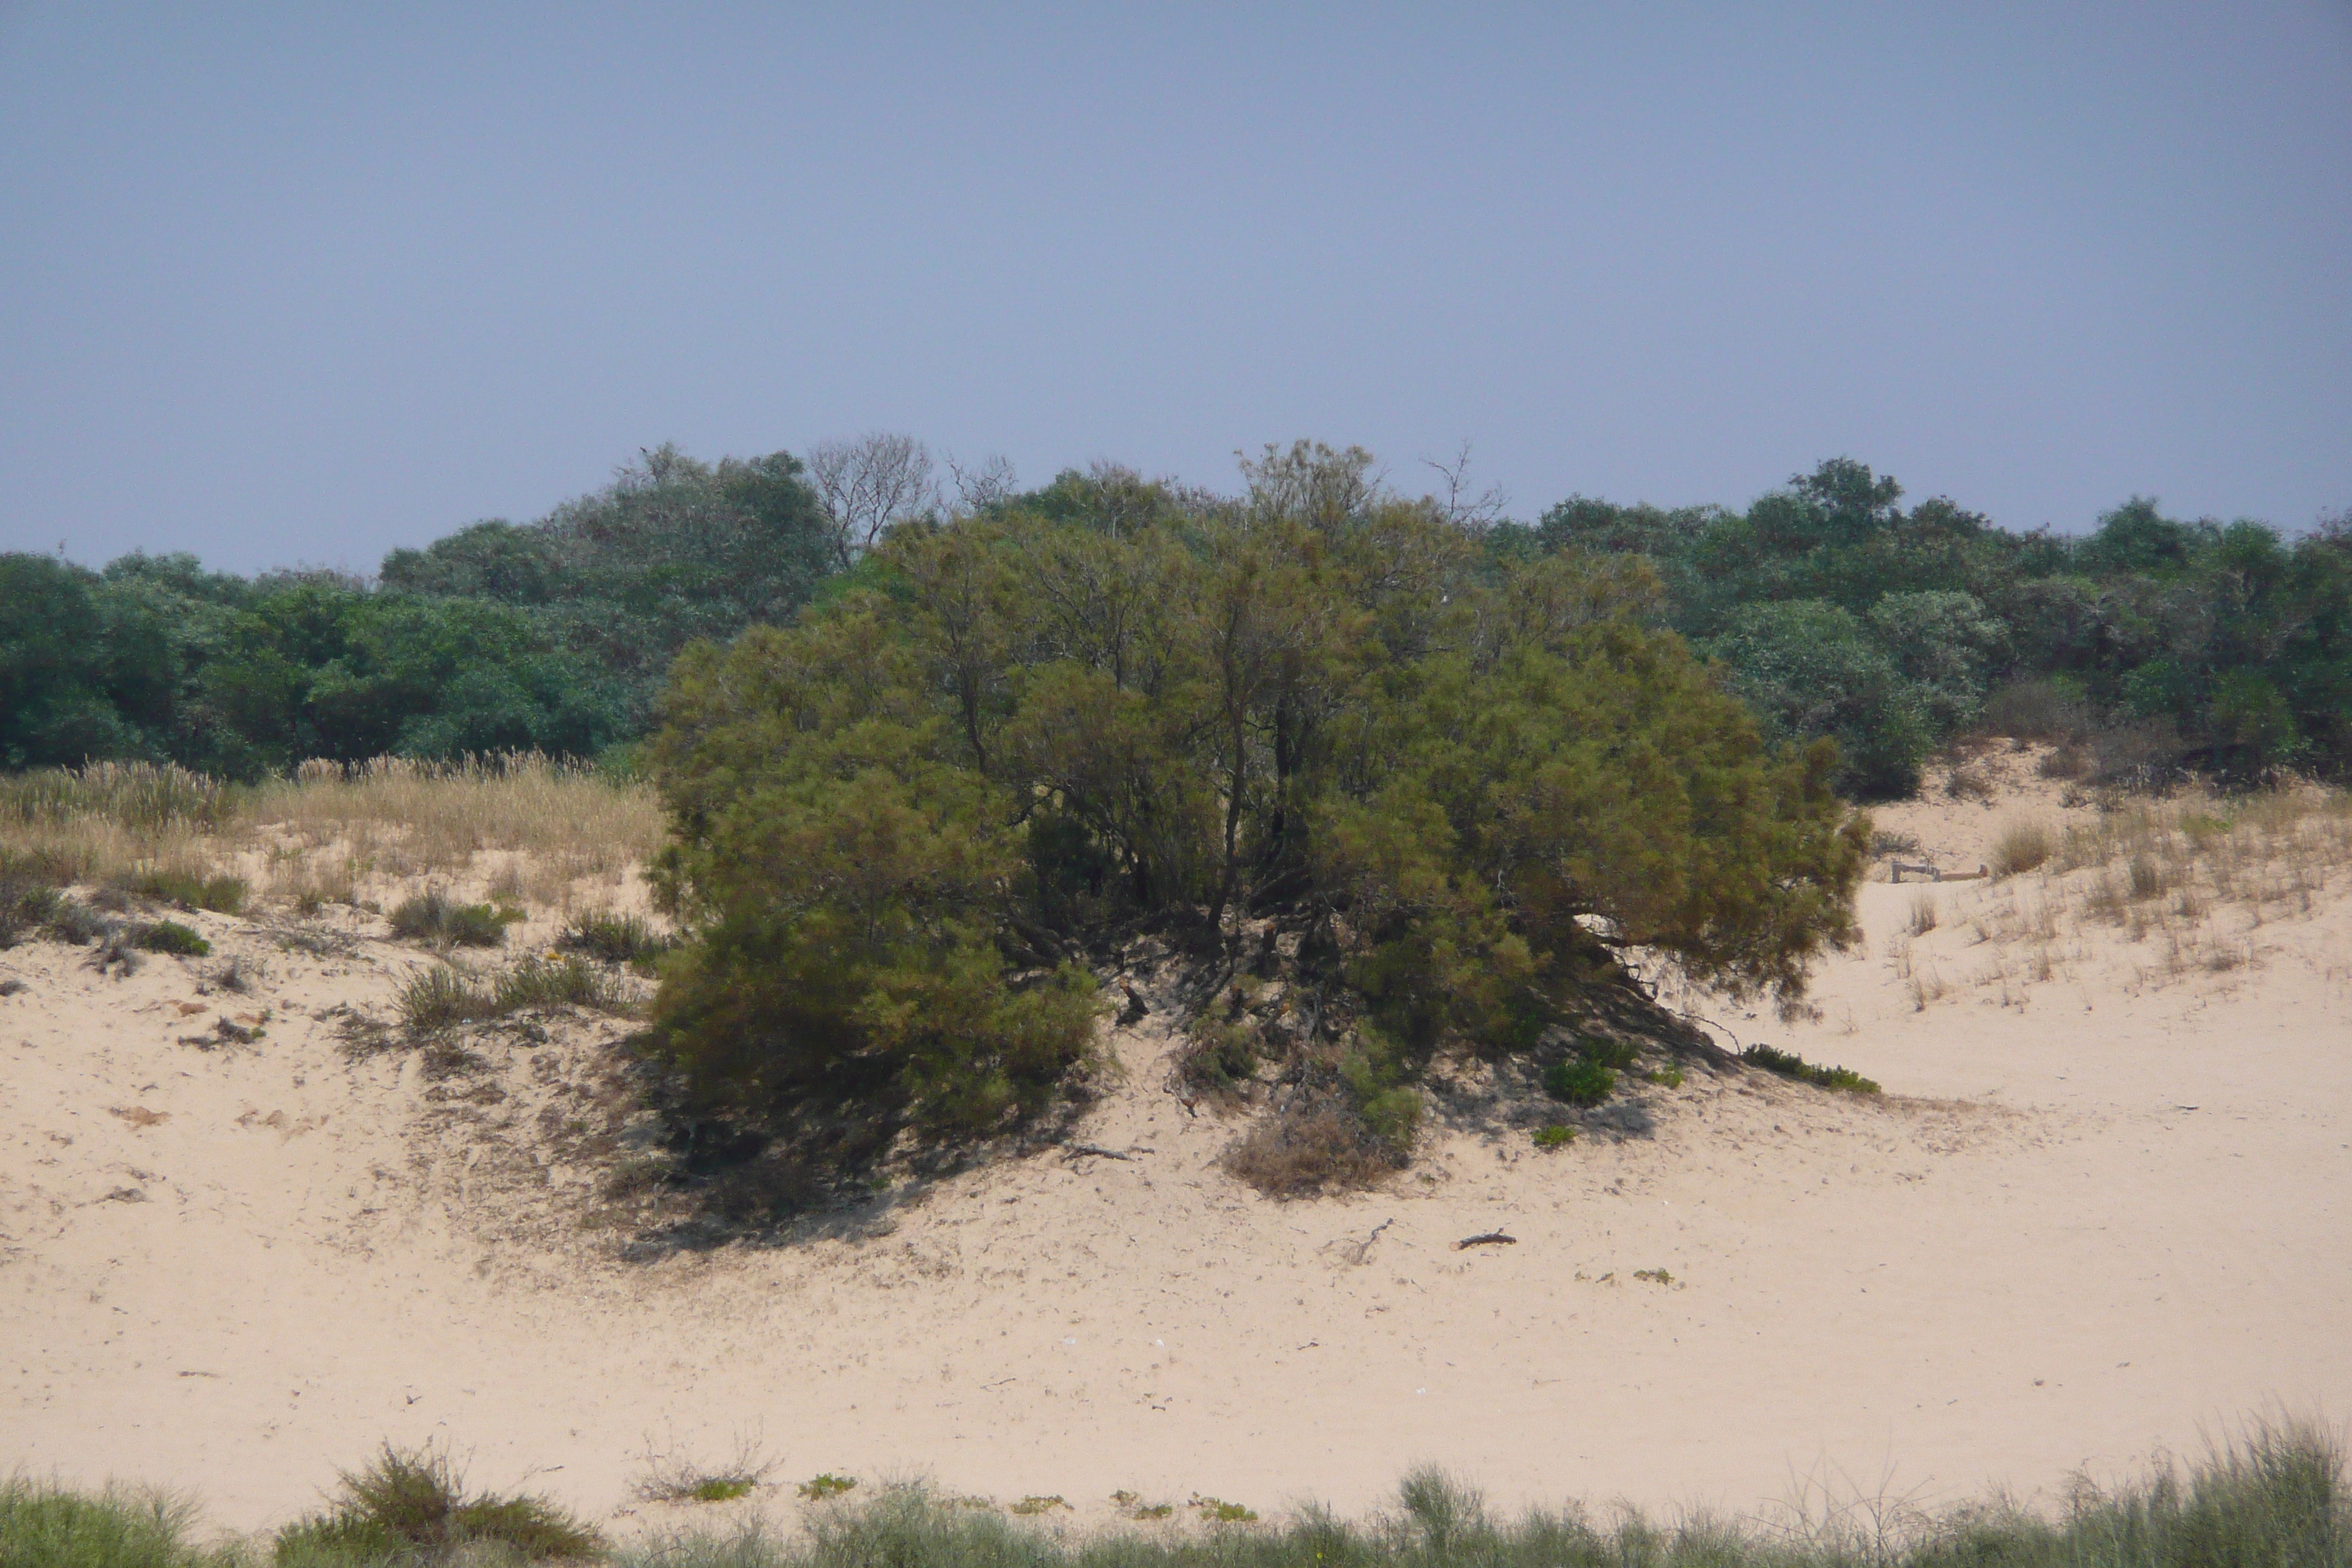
[807,432,938,568]
[1422,440,1509,533]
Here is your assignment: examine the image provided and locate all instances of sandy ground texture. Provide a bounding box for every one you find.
[4,769,2350,1540]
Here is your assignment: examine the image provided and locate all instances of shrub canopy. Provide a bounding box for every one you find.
[647,445,1869,1137]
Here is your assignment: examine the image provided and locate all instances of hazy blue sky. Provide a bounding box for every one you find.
[4,4,2348,573]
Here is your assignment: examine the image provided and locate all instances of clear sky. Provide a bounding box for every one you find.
[4,3,2348,574]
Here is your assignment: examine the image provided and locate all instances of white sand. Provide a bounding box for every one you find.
[5,777,2348,1537]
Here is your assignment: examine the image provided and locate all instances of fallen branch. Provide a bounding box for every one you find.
[1455,1232,1517,1250]
[1064,1142,1140,1161]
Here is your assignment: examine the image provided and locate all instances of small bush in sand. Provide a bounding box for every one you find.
[1543,1058,1617,1107]
[1222,1099,1406,1198]
[633,1435,776,1507]
[1531,1123,1577,1149]
[1188,1495,1259,1523]
[1647,1066,1686,1088]
[797,1474,858,1501]
[388,889,521,948]
[1942,761,1994,800]
[1991,821,2054,878]
[1741,1043,1880,1094]
[394,957,633,1037]
[274,1441,600,1563]
[129,920,210,957]
[38,897,109,946]
[0,878,61,948]
[559,911,674,969]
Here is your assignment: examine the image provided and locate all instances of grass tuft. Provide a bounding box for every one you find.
[389,889,522,949]
[129,920,210,957]
[394,957,632,1038]
[559,911,674,970]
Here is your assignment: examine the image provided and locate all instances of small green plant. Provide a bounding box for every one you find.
[1741,1043,1880,1094]
[559,909,674,969]
[690,1477,754,1502]
[1011,1496,1069,1515]
[1112,1490,1175,1520]
[1574,1036,1640,1070]
[273,1441,598,1563]
[1633,1267,1676,1285]
[1543,1058,1616,1107]
[1189,1494,1258,1523]
[129,920,209,957]
[1531,1124,1577,1149]
[388,889,523,948]
[798,1474,857,1501]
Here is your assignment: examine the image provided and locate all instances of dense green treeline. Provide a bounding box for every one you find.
[5,443,2347,798]
[1,445,829,777]
[1507,458,2352,795]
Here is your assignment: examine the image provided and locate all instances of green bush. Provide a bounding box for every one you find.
[273,1442,598,1564]
[395,957,630,1036]
[128,920,209,957]
[559,910,673,968]
[0,877,61,949]
[1531,1124,1576,1149]
[388,890,522,948]
[0,1477,207,1568]
[1543,1059,1617,1107]
[647,448,1866,1161]
[1741,1042,1880,1093]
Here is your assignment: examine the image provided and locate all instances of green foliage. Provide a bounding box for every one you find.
[388,890,521,948]
[1741,1042,1881,1093]
[1531,1123,1576,1148]
[797,1474,857,1501]
[273,1441,600,1563]
[394,957,630,1036]
[0,1478,211,1568]
[128,920,209,957]
[646,444,1865,1162]
[558,911,674,969]
[1543,1059,1618,1107]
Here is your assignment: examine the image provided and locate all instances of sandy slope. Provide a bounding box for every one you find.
[4,776,2349,1539]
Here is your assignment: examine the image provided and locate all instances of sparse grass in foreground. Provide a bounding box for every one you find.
[1741,1043,1881,1094]
[0,1477,211,1568]
[3,1418,2345,1567]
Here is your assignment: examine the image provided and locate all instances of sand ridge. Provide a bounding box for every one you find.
[4,780,2350,1539]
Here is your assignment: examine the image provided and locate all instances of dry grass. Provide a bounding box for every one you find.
[1989,818,2054,878]
[1903,784,2352,1004]
[0,755,667,921]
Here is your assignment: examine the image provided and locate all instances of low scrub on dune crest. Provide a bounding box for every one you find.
[644,446,1868,1197]
[1741,1043,1880,1093]
[5,1419,2343,1567]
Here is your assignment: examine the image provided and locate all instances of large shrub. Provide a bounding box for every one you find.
[647,446,1868,1147]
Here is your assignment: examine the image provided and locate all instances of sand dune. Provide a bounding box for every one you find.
[4,773,2348,1539]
